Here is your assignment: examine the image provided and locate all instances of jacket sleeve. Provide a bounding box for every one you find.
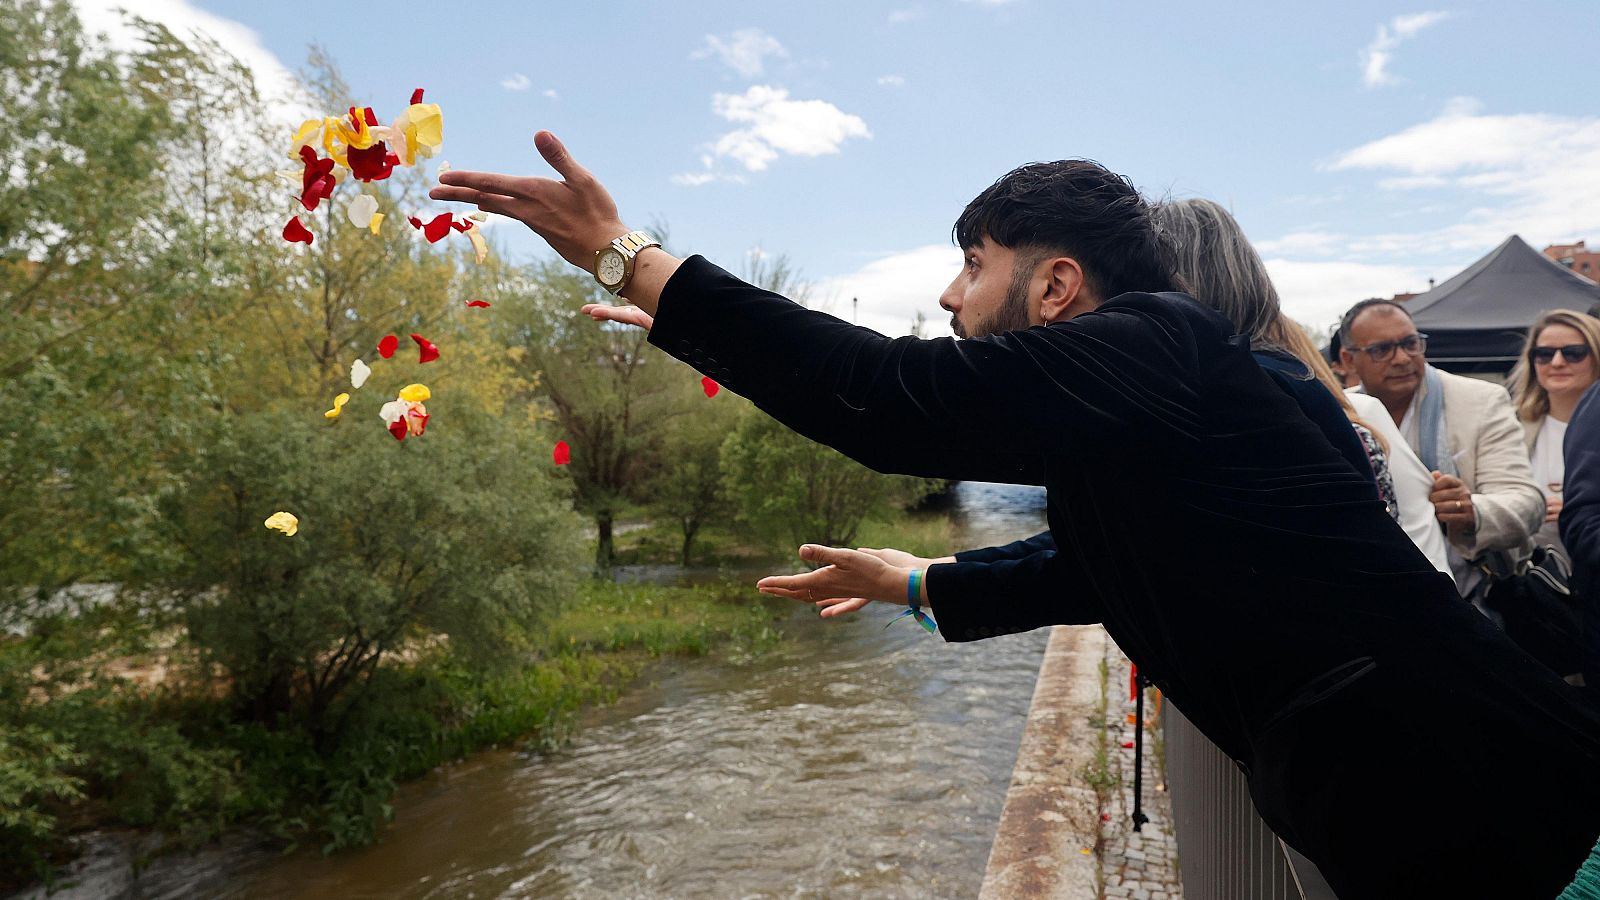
[954,531,1057,564]
[1561,385,1600,576]
[926,550,1104,642]
[648,256,1207,485]
[1456,385,1544,557]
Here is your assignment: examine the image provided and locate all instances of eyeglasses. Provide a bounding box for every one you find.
[1530,344,1592,365]
[1350,333,1428,362]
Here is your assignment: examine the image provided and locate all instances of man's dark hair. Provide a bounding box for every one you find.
[953,160,1180,301]
[1337,298,1413,347]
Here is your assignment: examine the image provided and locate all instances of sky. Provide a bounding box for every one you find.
[75,0,1600,337]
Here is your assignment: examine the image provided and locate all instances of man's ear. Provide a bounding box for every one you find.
[1339,349,1357,371]
[1040,257,1093,323]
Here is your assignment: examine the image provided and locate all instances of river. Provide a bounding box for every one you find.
[28,482,1049,900]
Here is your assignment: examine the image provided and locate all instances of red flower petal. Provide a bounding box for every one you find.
[450,219,471,233]
[411,333,439,364]
[298,146,336,210]
[1121,741,1135,749]
[701,376,720,398]
[410,88,425,104]
[362,106,378,127]
[389,419,408,441]
[347,142,395,182]
[408,216,423,230]
[552,440,570,465]
[377,335,399,359]
[421,213,454,243]
[282,215,314,244]
[464,300,492,308]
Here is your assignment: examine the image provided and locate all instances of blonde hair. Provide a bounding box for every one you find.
[1509,309,1600,422]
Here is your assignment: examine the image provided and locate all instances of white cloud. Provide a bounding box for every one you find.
[691,28,787,78]
[1265,258,1435,330]
[500,73,532,91]
[1254,230,1346,257]
[1327,98,1600,254]
[671,172,719,187]
[814,244,964,336]
[1361,10,1450,88]
[542,88,559,100]
[877,74,906,88]
[696,85,869,173]
[888,8,922,23]
[71,0,310,116]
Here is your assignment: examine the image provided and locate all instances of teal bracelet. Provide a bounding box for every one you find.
[886,568,937,634]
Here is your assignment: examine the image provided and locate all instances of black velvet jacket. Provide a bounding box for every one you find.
[649,256,1600,899]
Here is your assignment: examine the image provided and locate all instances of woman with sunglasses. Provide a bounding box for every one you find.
[1509,310,1600,555]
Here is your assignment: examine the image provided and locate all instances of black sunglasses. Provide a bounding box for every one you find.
[1530,344,1592,365]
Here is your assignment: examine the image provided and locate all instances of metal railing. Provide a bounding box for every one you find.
[1162,704,1340,900]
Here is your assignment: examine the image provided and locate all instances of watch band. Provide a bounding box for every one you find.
[610,230,659,260]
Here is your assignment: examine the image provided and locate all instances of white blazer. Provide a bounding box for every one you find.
[1347,392,1453,576]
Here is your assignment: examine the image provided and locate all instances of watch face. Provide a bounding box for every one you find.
[597,250,626,286]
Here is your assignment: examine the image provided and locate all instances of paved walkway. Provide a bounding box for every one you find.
[1100,641,1183,900]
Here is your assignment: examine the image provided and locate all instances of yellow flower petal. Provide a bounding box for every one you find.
[324,392,350,420]
[466,224,488,264]
[264,511,299,536]
[288,118,322,157]
[398,383,431,403]
[368,212,384,235]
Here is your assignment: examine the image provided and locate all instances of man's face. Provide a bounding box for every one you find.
[939,238,1036,339]
[1341,307,1426,405]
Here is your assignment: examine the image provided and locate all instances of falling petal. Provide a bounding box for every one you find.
[351,359,371,389]
[466,223,488,264]
[437,161,451,177]
[450,219,471,234]
[347,194,379,228]
[553,440,570,465]
[323,392,350,420]
[282,215,314,244]
[701,376,720,398]
[264,511,299,536]
[378,399,408,425]
[410,87,425,104]
[408,216,423,230]
[405,402,429,437]
[377,335,399,359]
[398,383,431,403]
[468,212,488,222]
[411,333,440,364]
[464,300,491,308]
[1121,741,1135,749]
[388,419,408,441]
[422,213,454,243]
[368,212,384,234]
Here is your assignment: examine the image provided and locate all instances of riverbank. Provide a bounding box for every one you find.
[1,577,790,894]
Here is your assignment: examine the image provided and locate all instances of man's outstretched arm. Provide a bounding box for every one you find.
[433,134,1206,484]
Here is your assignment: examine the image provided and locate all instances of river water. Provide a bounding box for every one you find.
[32,482,1049,900]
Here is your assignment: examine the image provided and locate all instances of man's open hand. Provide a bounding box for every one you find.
[429,132,627,272]
[580,303,655,331]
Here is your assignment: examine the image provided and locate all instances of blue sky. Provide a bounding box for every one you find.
[79,0,1600,335]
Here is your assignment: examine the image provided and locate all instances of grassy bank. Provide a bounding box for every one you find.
[0,578,788,890]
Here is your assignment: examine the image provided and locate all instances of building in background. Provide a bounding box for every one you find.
[1545,241,1600,282]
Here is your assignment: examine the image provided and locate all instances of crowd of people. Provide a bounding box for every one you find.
[433,138,1600,898]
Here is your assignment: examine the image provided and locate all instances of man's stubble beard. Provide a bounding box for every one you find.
[952,260,1035,339]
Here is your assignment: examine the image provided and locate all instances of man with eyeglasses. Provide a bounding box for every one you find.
[1338,298,1542,605]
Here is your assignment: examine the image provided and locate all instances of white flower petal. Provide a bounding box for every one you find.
[351,358,371,389]
[347,194,379,228]
[378,399,407,425]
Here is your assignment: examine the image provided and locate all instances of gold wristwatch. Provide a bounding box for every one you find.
[594,230,661,295]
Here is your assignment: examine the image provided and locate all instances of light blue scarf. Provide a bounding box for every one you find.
[1416,365,1457,478]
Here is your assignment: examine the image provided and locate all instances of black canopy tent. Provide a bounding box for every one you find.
[1406,234,1600,374]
